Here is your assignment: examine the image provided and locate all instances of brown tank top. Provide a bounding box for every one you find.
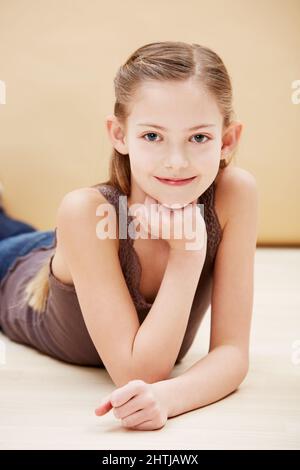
[0,181,222,367]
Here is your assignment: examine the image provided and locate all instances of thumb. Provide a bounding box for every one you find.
[95,396,113,416]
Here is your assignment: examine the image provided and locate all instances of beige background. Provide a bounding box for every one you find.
[0,0,299,245]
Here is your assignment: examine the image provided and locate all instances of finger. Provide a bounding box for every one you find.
[95,396,113,416]
[142,197,160,233]
[95,380,145,416]
[144,194,158,204]
[121,409,152,429]
[135,197,152,223]
[130,420,153,431]
[134,208,150,237]
[111,380,144,408]
[113,393,149,420]
[144,195,159,213]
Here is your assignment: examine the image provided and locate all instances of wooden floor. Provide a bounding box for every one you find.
[0,247,299,450]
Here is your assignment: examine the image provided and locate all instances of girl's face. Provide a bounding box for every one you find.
[108,79,239,208]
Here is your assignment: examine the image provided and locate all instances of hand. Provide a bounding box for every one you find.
[131,195,207,254]
[94,379,169,431]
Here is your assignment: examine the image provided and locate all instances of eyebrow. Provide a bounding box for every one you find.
[137,123,216,131]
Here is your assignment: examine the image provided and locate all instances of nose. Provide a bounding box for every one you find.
[163,152,189,171]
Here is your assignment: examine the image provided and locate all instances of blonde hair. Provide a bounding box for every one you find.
[22,256,52,313]
[23,41,237,314]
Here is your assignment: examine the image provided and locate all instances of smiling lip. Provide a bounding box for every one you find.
[155,176,197,186]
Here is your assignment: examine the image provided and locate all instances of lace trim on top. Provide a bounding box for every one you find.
[96,181,222,312]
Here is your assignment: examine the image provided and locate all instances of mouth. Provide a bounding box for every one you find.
[154,176,197,186]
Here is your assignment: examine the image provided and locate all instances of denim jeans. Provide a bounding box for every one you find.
[0,207,55,282]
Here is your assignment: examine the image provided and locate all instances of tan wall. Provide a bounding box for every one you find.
[0,0,299,245]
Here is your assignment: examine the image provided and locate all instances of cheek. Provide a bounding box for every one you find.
[130,157,155,178]
[130,149,156,173]
[197,141,221,164]
[194,152,218,171]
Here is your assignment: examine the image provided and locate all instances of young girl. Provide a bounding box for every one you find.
[0,41,258,431]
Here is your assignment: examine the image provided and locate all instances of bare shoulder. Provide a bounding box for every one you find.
[214,163,258,229]
[57,187,119,246]
[52,186,119,286]
[58,186,112,211]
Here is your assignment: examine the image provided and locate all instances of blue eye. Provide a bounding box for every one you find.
[142,132,160,142]
[141,132,209,144]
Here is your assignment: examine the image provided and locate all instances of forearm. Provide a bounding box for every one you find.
[132,250,205,382]
[155,345,249,418]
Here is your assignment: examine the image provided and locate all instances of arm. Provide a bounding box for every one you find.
[155,344,248,418]
[132,249,205,383]
[57,189,204,387]
[154,169,259,418]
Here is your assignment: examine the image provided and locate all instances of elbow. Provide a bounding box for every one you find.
[231,347,250,385]
[227,350,249,390]
[227,362,249,397]
[236,359,249,387]
[108,352,172,388]
[130,354,172,384]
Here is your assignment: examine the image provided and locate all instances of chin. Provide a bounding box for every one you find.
[161,201,190,209]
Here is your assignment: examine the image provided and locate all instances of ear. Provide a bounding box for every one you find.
[221,121,243,159]
[105,114,129,155]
